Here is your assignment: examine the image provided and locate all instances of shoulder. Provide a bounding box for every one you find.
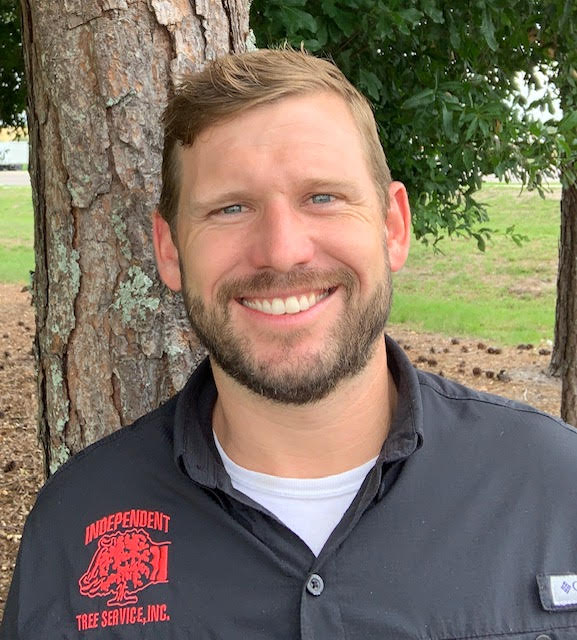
[32,394,180,514]
[417,367,571,430]
[416,368,577,464]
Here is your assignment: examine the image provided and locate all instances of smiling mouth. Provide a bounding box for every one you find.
[239,288,335,315]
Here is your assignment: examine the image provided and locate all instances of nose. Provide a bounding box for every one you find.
[248,199,315,273]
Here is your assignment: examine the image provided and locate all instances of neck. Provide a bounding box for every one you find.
[211,339,396,478]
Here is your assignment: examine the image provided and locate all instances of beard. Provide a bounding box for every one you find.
[181,265,392,405]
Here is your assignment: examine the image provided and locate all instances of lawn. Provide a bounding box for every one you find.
[390,182,561,345]
[0,182,562,345]
[0,186,34,284]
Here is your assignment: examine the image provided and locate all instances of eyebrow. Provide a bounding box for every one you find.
[298,178,360,194]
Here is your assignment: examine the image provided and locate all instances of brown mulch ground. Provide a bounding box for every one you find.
[0,284,42,619]
[0,284,562,619]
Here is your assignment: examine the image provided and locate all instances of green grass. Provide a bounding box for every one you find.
[0,182,563,345]
[0,186,34,284]
[390,182,561,345]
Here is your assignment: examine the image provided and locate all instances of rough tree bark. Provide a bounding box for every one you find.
[19,0,249,476]
[550,175,577,426]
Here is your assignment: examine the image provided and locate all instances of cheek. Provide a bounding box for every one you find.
[179,229,247,298]
[324,227,387,286]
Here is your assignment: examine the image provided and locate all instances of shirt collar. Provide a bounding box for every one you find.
[173,358,222,488]
[379,335,424,464]
[173,335,424,488]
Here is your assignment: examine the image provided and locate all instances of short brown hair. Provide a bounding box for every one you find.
[159,48,391,229]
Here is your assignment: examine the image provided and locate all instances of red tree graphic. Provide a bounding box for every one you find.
[79,529,170,607]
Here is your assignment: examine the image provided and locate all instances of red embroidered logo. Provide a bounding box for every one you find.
[79,529,169,606]
[76,509,171,632]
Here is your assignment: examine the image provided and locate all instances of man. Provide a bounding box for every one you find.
[2,48,577,640]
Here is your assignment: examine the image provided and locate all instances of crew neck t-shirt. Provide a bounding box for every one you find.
[213,431,377,556]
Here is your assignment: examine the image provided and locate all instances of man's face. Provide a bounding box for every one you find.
[161,92,408,404]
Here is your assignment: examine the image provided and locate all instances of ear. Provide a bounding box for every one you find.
[152,210,182,291]
[384,181,411,272]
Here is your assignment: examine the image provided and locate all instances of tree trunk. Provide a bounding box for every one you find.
[19,0,249,476]
[550,175,577,426]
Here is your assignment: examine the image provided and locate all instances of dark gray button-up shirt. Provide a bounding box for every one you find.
[3,337,577,639]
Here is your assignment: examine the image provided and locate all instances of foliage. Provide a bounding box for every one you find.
[530,1,577,188]
[0,0,25,129]
[251,0,576,246]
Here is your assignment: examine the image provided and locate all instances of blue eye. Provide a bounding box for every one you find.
[221,204,244,215]
[311,194,334,204]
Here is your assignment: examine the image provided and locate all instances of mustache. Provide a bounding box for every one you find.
[216,268,356,304]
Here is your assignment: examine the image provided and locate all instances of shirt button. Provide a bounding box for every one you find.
[535,635,552,640]
[306,573,324,596]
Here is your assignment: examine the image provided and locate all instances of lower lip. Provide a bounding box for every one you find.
[236,289,337,324]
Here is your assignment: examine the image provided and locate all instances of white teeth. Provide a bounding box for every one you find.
[262,300,272,313]
[242,290,331,315]
[271,299,285,315]
[284,297,300,314]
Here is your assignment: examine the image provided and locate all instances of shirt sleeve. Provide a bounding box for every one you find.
[1,521,29,639]
[0,495,76,639]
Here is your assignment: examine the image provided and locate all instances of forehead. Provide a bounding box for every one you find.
[196,92,360,147]
[178,92,373,191]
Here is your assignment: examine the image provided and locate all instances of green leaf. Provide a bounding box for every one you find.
[557,136,571,155]
[320,0,337,18]
[359,69,382,101]
[480,9,498,51]
[465,116,478,141]
[478,118,489,136]
[398,8,423,24]
[559,110,577,133]
[423,3,444,24]
[449,23,461,49]
[316,22,328,47]
[442,92,460,105]
[303,39,322,51]
[280,7,317,34]
[326,6,358,37]
[401,88,435,110]
[442,104,453,139]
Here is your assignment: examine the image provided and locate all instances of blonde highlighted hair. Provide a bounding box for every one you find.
[159,48,391,229]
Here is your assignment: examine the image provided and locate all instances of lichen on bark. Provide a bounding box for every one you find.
[112,265,160,328]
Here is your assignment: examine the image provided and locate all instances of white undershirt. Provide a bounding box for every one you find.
[213,431,377,556]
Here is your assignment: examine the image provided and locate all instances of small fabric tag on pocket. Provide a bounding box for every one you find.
[537,574,577,611]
